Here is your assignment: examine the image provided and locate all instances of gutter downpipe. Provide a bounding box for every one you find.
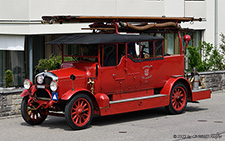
[215,0,218,49]
[29,36,33,83]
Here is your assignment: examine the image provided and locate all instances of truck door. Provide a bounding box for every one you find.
[100,44,117,94]
[100,44,126,94]
[114,44,126,93]
[125,42,141,91]
[140,40,164,89]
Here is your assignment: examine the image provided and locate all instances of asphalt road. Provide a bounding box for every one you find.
[0,91,224,141]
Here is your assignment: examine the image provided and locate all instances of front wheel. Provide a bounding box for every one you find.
[21,96,47,125]
[165,82,188,114]
[65,94,93,130]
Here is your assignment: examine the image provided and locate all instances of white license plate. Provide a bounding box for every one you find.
[37,85,45,89]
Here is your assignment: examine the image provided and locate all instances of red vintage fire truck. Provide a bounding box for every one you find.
[21,16,211,130]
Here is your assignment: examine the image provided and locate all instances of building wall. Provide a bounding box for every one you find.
[218,0,225,46]
[0,0,205,34]
[1,0,223,46]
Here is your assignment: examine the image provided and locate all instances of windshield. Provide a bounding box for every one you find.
[63,44,98,62]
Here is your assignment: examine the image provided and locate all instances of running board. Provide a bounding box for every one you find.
[109,94,168,104]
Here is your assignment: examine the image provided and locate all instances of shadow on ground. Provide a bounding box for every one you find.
[20,116,71,130]
[20,104,207,130]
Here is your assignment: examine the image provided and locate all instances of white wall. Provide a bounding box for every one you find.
[0,0,164,35]
[0,0,29,19]
[0,0,224,46]
[218,0,225,46]
[164,0,184,17]
[185,1,206,18]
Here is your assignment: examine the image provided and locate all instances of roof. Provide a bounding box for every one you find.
[46,33,164,45]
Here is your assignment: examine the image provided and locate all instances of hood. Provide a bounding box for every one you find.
[50,67,86,80]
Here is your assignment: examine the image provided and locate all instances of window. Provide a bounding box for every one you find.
[0,50,25,87]
[64,44,79,56]
[126,40,164,61]
[118,44,126,64]
[127,42,139,59]
[155,41,163,57]
[63,44,98,62]
[140,41,163,59]
[103,44,116,66]
[101,44,125,67]
[166,33,175,54]
[194,31,202,47]
[141,42,154,59]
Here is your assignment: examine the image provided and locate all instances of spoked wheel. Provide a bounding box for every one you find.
[165,82,188,114]
[65,94,93,130]
[21,96,47,125]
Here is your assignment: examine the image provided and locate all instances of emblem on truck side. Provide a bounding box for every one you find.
[142,65,152,80]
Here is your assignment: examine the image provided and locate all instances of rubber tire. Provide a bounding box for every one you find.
[65,94,94,130]
[21,96,47,125]
[165,82,188,114]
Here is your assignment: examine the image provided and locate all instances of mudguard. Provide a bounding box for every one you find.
[20,89,29,97]
[160,77,192,97]
[94,93,109,108]
[20,85,35,97]
[61,88,91,100]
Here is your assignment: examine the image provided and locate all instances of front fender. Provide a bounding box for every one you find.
[20,85,35,97]
[61,88,91,100]
[20,89,29,97]
[160,77,191,96]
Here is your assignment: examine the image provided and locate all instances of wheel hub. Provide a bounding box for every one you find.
[77,108,83,115]
[174,90,182,101]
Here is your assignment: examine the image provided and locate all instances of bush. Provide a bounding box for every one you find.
[4,69,14,87]
[187,41,225,72]
[187,44,203,71]
[35,54,61,74]
[35,55,77,74]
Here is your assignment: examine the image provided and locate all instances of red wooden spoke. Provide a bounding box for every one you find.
[26,105,45,121]
[171,86,186,111]
[71,98,91,127]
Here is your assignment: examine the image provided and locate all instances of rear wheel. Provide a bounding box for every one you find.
[165,82,188,114]
[21,96,47,125]
[65,94,93,130]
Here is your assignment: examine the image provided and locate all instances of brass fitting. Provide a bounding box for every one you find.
[87,78,95,94]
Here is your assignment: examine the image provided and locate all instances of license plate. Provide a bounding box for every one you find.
[37,85,45,89]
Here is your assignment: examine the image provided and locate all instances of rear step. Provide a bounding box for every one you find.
[109,94,168,104]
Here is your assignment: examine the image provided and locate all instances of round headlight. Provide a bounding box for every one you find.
[24,79,32,89]
[50,81,58,92]
[37,75,44,84]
